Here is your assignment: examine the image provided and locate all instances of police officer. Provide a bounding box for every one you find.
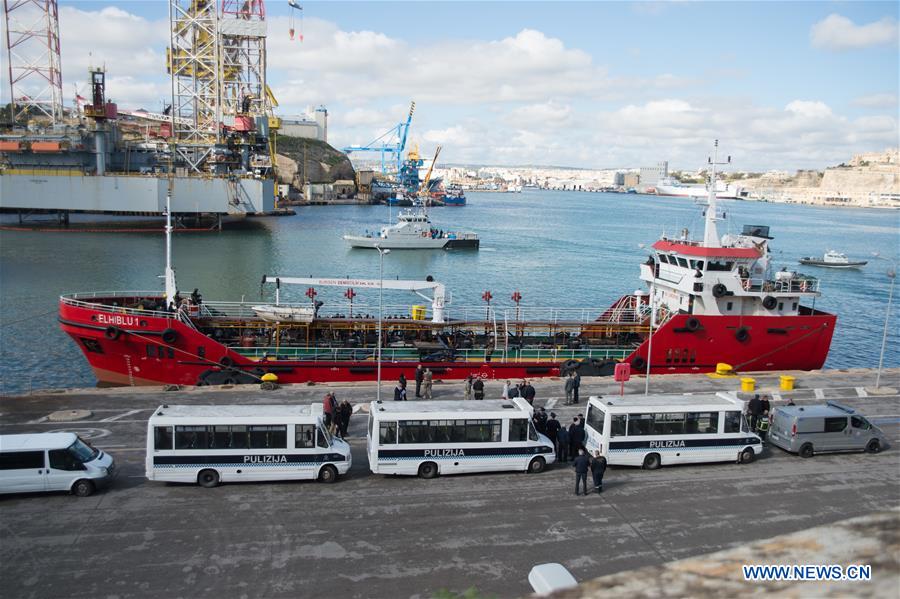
[590,450,607,494]
[573,449,590,496]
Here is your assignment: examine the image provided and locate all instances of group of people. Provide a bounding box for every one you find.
[463,375,486,400]
[503,379,536,404]
[563,371,581,404]
[413,365,433,399]
[322,392,352,438]
[747,393,781,437]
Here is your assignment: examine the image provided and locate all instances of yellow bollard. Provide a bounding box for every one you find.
[716,363,733,376]
[261,373,279,383]
[779,375,795,391]
[740,377,756,393]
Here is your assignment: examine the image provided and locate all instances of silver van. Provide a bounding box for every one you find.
[768,402,887,458]
[0,433,115,497]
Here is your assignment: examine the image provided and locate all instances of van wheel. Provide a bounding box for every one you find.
[799,443,814,458]
[418,462,438,479]
[528,456,546,474]
[318,465,338,483]
[740,447,755,464]
[198,469,220,488]
[72,479,95,497]
[642,453,661,470]
[865,439,882,454]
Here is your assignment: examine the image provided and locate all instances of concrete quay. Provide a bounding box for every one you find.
[0,368,898,599]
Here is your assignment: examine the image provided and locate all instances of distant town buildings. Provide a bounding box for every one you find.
[639,161,669,189]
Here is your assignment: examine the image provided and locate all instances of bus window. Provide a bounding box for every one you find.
[586,405,604,433]
[611,415,627,437]
[317,426,331,449]
[175,425,208,449]
[154,426,173,450]
[509,419,529,441]
[685,412,718,434]
[627,414,654,436]
[249,425,287,449]
[379,422,397,444]
[723,412,741,433]
[229,426,249,449]
[466,420,500,443]
[399,420,428,444]
[653,413,684,435]
[430,420,453,443]
[295,424,315,448]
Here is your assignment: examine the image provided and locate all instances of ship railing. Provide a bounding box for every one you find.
[739,277,820,294]
[60,291,173,318]
[230,345,634,363]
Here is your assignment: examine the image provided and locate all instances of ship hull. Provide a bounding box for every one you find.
[60,296,834,388]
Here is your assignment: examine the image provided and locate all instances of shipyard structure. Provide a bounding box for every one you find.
[1,0,277,226]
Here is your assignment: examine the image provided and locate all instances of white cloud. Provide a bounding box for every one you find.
[811,14,899,51]
[852,93,899,108]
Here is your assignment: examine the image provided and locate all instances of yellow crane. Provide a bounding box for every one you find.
[418,145,442,201]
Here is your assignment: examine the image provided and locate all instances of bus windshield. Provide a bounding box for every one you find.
[69,438,99,462]
[318,426,333,447]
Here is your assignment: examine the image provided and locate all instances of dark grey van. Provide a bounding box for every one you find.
[768,402,887,457]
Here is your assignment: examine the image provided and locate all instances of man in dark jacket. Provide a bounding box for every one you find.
[590,450,607,494]
[556,425,569,463]
[523,380,536,405]
[748,394,763,432]
[573,449,590,495]
[399,373,407,392]
[569,417,585,457]
[473,377,485,400]
[573,371,581,404]
[414,365,424,398]
[545,412,561,454]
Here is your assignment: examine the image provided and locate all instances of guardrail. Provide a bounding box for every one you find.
[231,346,632,363]
[60,292,172,318]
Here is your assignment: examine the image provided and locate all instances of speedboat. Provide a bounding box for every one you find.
[343,204,479,250]
[799,250,867,269]
[251,304,316,322]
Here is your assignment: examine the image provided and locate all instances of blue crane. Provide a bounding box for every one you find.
[342,101,415,176]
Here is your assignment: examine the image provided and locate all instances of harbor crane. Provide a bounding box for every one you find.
[342,101,415,175]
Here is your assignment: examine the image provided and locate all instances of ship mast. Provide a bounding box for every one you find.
[703,139,730,248]
[164,148,178,307]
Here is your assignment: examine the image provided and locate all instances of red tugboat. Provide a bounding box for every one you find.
[60,143,835,387]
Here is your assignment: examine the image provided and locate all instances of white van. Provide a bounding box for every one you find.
[0,432,116,497]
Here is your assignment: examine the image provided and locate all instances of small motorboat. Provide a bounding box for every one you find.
[251,304,316,322]
[799,250,867,269]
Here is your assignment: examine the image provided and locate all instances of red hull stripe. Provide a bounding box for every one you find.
[652,240,761,259]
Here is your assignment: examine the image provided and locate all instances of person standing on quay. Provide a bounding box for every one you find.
[323,392,336,432]
[423,368,433,399]
[545,412,561,456]
[590,450,607,494]
[338,400,353,438]
[564,373,575,405]
[569,417,585,457]
[523,380,536,405]
[399,373,407,393]
[557,425,570,463]
[415,364,424,398]
[573,370,581,404]
[573,449,590,496]
[473,376,485,400]
[501,380,510,400]
[464,375,473,401]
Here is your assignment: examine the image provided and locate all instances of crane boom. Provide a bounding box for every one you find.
[418,145,442,199]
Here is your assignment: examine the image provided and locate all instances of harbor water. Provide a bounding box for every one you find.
[1,190,897,394]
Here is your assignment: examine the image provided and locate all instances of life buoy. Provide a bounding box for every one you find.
[104,326,121,340]
[712,284,727,298]
[735,326,750,342]
[161,328,178,344]
[632,356,646,370]
[762,296,777,310]
[742,279,751,291]
[800,281,808,292]
[685,317,701,332]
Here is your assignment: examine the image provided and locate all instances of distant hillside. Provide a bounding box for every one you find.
[275,135,355,186]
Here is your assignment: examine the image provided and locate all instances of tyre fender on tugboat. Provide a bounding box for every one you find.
[631,356,646,370]
[684,317,701,332]
[735,326,750,342]
[161,328,178,344]
[104,326,121,340]
[712,283,727,298]
[762,296,777,310]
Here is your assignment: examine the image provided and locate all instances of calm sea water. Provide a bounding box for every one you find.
[1,190,897,394]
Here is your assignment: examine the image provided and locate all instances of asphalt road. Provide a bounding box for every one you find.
[1,370,898,598]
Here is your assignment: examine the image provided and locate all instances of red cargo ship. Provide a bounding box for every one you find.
[60,145,836,387]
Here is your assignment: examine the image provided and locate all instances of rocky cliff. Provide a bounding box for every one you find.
[275,135,356,186]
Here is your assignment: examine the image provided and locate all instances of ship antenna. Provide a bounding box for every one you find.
[703,139,730,247]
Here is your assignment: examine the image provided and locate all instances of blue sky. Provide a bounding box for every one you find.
[9,1,899,169]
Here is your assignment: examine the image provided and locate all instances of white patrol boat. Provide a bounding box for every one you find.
[343,204,479,250]
[799,250,867,269]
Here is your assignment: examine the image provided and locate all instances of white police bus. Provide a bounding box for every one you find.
[366,398,555,478]
[583,392,762,469]
[146,404,351,487]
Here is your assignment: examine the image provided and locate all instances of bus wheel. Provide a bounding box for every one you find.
[72,479,95,497]
[799,443,814,458]
[865,439,881,454]
[418,462,438,479]
[528,456,546,474]
[740,447,755,463]
[198,469,220,488]
[642,453,661,470]
[318,465,338,484]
